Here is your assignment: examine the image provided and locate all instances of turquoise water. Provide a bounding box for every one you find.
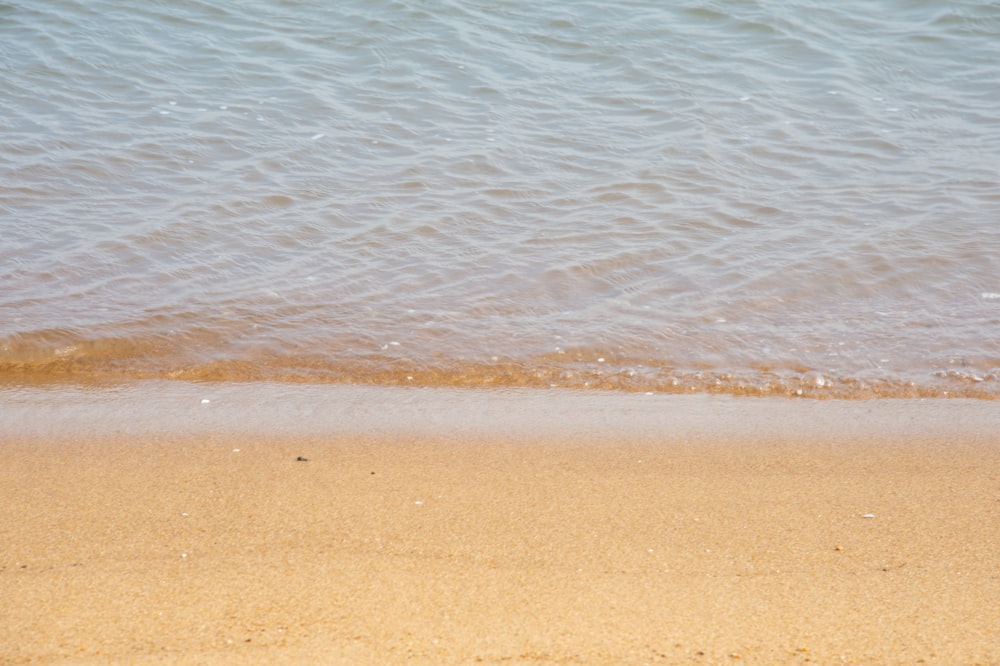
[2,0,999,397]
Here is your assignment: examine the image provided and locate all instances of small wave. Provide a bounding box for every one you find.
[2,332,997,399]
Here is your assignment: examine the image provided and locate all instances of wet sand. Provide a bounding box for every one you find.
[1,385,998,664]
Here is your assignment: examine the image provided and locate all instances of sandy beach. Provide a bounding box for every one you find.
[1,385,998,664]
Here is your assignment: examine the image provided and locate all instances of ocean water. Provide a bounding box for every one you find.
[2,0,999,398]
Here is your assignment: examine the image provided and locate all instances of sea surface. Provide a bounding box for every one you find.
[2,0,999,398]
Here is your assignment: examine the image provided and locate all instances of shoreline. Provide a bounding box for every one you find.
[5,380,999,440]
[2,384,998,664]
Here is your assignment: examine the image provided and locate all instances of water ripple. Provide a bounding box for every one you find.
[2,0,999,396]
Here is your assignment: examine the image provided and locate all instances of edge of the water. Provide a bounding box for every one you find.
[3,380,997,444]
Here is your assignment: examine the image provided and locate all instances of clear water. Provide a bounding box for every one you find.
[2,0,999,397]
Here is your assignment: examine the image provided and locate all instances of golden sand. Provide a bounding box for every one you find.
[1,387,998,664]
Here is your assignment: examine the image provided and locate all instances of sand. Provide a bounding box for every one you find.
[1,384,998,664]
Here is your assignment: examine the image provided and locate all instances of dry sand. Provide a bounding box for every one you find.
[1,385,998,664]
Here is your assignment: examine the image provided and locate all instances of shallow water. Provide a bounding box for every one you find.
[2,0,999,397]
[5,382,999,442]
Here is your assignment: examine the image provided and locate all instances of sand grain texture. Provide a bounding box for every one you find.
[1,391,999,664]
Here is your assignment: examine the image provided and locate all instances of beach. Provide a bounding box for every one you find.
[2,386,998,664]
[5,1,1000,661]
